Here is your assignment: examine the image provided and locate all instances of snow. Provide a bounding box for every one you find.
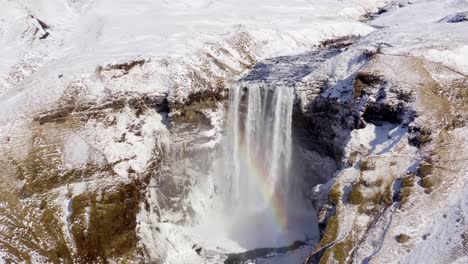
[424,45,468,75]
[80,107,169,178]
[0,0,467,263]
[0,0,388,124]
[439,11,468,23]
[195,104,225,150]
[63,133,90,169]
[0,2,389,260]
[346,123,410,156]
[375,127,468,264]
[333,120,422,262]
[366,0,468,58]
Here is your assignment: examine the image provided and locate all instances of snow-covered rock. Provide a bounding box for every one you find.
[0,0,467,263]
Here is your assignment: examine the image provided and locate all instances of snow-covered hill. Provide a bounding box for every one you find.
[0,0,467,263]
[0,0,385,119]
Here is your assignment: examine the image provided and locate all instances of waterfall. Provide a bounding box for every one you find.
[143,65,319,261]
[223,83,295,228]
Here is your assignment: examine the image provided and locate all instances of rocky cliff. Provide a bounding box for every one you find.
[0,0,467,263]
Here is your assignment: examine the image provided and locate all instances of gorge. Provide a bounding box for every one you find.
[0,0,467,264]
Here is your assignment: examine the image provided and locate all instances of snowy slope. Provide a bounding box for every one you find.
[0,0,467,263]
[302,1,468,262]
[0,0,395,123]
[366,0,468,74]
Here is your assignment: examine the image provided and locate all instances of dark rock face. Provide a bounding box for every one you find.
[293,98,356,163]
[352,69,415,126]
[362,102,404,124]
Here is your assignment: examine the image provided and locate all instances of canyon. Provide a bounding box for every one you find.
[0,0,467,263]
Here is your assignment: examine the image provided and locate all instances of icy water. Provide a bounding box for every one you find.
[216,82,311,250]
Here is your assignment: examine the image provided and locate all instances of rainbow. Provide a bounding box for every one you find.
[234,134,289,231]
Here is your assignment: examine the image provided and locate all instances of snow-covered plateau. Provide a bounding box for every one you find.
[0,0,467,263]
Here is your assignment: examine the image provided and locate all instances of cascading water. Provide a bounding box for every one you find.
[225,83,295,223]
[213,82,316,250]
